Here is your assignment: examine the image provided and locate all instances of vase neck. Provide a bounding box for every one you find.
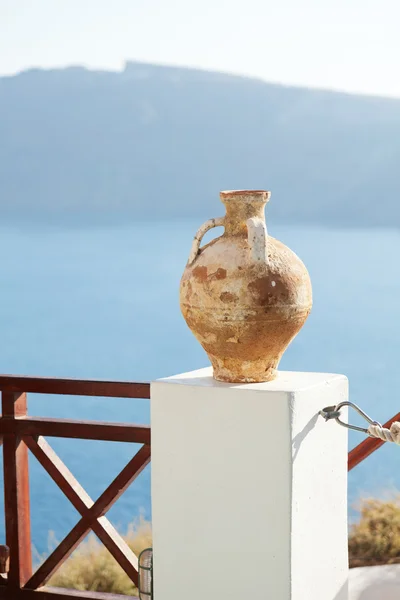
[220,191,270,236]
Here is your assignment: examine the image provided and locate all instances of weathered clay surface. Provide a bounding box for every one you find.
[180,190,312,383]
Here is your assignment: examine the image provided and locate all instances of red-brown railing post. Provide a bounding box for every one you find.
[1,391,32,588]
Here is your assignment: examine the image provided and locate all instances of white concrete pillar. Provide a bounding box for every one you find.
[151,367,349,600]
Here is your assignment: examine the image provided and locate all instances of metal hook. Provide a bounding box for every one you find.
[319,401,382,435]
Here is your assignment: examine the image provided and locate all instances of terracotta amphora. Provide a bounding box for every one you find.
[180,190,312,383]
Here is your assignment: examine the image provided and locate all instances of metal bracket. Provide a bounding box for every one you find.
[319,401,382,435]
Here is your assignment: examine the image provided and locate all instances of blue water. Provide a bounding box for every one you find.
[0,221,400,553]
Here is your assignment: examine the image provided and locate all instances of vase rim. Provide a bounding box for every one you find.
[220,190,271,201]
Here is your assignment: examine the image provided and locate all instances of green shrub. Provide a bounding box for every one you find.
[48,517,152,596]
[349,497,400,567]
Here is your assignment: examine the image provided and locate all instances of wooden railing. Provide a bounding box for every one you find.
[0,375,151,600]
[0,369,396,598]
[348,410,400,471]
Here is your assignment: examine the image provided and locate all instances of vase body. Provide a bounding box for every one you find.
[180,190,312,383]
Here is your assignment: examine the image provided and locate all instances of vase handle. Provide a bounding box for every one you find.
[247,217,268,263]
[188,217,225,265]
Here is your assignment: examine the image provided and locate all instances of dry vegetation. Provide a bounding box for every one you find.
[40,498,400,595]
[349,497,400,567]
[47,518,152,596]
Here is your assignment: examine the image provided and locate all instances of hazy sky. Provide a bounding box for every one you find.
[1,0,399,97]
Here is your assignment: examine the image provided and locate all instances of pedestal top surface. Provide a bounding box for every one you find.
[156,367,347,393]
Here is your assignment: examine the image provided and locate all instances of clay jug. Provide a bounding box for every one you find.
[180,190,312,383]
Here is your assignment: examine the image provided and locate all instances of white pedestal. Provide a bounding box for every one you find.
[151,368,349,600]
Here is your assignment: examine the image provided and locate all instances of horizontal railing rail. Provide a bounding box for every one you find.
[0,417,150,444]
[0,375,150,399]
[0,375,151,600]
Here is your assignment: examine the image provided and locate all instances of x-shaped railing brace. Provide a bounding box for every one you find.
[22,436,151,590]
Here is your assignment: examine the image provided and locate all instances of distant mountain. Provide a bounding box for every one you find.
[1,61,400,227]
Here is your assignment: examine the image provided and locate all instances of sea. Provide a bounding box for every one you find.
[0,220,399,555]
